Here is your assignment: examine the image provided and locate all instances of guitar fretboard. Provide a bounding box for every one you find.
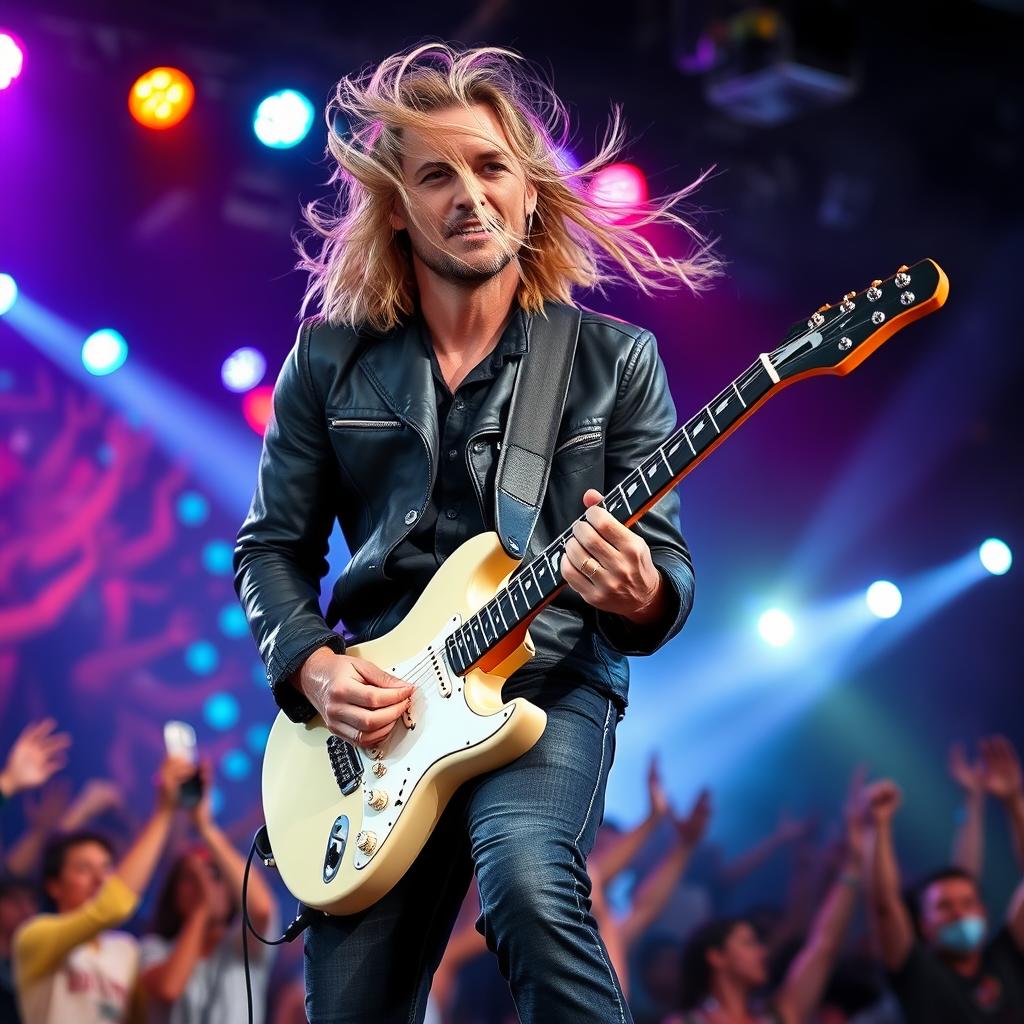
[444,356,776,675]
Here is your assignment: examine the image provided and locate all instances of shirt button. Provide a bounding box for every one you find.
[446,509,458,520]
[472,441,485,454]
[404,509,418,525]
[454,398,465,412]
[448,448,458,460]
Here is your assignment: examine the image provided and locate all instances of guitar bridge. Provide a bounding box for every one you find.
[326,736,363,796]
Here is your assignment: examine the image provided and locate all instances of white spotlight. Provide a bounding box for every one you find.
[979,538,1012,576]
[866,580,903,619]
[758,608,795,647]
[221,347,267,393]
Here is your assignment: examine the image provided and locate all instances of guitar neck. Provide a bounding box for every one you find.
[445,353,779,676]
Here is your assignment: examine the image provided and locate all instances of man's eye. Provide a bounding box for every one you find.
[421,170,447,183]
[485,163,508,173]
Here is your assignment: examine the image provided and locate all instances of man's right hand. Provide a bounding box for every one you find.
[296,647,414,749]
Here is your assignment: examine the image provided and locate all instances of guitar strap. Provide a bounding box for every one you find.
[494,301,582,560]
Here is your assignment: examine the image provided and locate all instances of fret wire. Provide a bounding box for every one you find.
[681,424,696,455]
[617,481,631,515]
[732,380,747,408]
[659,447,673,474]
[705,403,718,432]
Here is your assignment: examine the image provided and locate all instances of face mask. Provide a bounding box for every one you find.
[936,915,986,954]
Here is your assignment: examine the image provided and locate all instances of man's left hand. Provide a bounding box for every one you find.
[561,489,666,625]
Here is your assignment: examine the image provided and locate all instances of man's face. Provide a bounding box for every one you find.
[920,876,987,946]
[390,102,537,286]
[708,922,768,989]
[46,840,112,913]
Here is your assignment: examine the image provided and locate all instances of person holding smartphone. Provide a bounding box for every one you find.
[138,761,278,1024]
[12,753,195,1024]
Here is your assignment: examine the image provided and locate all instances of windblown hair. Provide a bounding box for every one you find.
[297,42,723,331]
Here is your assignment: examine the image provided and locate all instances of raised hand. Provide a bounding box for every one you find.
[861,779,902,826]
[949,742,985,794]
[843,764,869,863]
[980,735,1023,803]
[676,788,712,847]
[156,754,199,812]
[0,719,72,798]
[647,754,670,819]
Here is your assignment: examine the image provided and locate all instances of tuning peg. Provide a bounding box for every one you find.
[817,302,832,313]
[871,279,882,287]
[843,291,857,301]
[896,264,908,273]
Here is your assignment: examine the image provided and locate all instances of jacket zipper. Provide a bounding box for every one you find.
[329,418,402,429]
[554,429,602,455]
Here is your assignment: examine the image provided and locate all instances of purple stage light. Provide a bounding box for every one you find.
[0,32,24,91]
[591,162,648,223]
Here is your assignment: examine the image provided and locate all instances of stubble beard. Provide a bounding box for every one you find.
[409,224,524,286]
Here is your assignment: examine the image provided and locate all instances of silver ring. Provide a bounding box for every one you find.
[354,729,362,745]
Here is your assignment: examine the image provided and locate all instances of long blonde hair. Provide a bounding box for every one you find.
[297,42,723,331]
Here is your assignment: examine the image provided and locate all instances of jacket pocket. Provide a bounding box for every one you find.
[551,423,604,477]
[329,417,402,430]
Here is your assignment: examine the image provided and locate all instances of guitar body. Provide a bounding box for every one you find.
[261,532,548,915]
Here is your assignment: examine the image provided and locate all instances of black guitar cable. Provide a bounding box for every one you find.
[241,826,317,1024]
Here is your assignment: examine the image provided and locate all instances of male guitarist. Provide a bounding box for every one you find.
[234,42,718,1023]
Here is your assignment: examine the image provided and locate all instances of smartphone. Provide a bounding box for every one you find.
[163,720,203,807]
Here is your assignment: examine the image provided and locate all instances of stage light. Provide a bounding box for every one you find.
[204,692,240,731]
[866,580,902,619]
[82,329,128,376]
[251,661,267,687]
[129,66,194,130]
[176,490,209,526]
[0,31,24,90]
[221,346,266,392]
[253,89,314,149]
[246,722,271,754]
[0,273,17,315]
[201,539,234,576]
[242,385,274,435]
[591,163,648,222]
[185,640,219,675]
[218,603,249,639]
[758,608,795,647]
[221,748,251,781]
[979,538,1012,576]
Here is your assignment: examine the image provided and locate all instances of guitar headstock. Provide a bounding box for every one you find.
[770,259,949,382]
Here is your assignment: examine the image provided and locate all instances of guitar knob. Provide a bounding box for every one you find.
[367,789,389,810]
[356,831,378,854]
[372,761,388,778]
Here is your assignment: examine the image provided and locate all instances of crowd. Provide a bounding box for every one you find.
[1,715,1022,1023]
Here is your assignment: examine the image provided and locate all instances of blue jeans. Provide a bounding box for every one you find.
[304,682,633,1023]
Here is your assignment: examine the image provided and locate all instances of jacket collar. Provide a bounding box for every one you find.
[357,303,531,449]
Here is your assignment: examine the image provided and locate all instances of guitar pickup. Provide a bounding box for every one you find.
[326,736,363,796]
[429,647,451,698]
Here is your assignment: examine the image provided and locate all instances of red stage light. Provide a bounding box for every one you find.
[591,162,649,223]
[129,66,194,130]
[242,386,274,436]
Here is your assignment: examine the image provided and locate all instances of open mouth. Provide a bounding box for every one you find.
[449,222,496,239]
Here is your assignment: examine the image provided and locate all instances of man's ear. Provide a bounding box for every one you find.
[388,193,408,232]
[525,181,538,220]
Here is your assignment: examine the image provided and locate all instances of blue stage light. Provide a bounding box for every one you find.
[185,640,219,675]
[245,722,271,754]
[204,692,240,730]
[979,538,1012,576]
[253,89,314,149]
[201,539,234,576]
[218,604,248,638]
[82,329,128,376]
[251,661,267,687]
[176,490,209,526]
[0,274,17,315]
[221,748,251,781]
[221,347,266,393]
[866,580,903,619]
[758,608,795,647]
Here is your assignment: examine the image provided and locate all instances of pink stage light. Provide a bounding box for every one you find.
[591,162,649,222]
[0,31,25,90]
[242,385,274,436]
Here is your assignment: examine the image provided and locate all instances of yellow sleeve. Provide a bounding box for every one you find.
[13,874,139,986]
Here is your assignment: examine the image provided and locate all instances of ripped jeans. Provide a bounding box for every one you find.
[304,681,632,1024]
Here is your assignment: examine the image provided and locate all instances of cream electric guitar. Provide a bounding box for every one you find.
[261,259,949,915]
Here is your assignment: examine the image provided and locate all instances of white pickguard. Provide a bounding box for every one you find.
[352,616,516,869]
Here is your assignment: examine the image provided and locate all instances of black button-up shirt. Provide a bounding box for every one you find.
[386,316,527,604]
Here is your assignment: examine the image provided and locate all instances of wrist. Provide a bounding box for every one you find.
[624,571,668,626]
[294,646,335,701]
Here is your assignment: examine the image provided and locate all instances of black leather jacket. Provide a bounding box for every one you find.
[233,305,695,722]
